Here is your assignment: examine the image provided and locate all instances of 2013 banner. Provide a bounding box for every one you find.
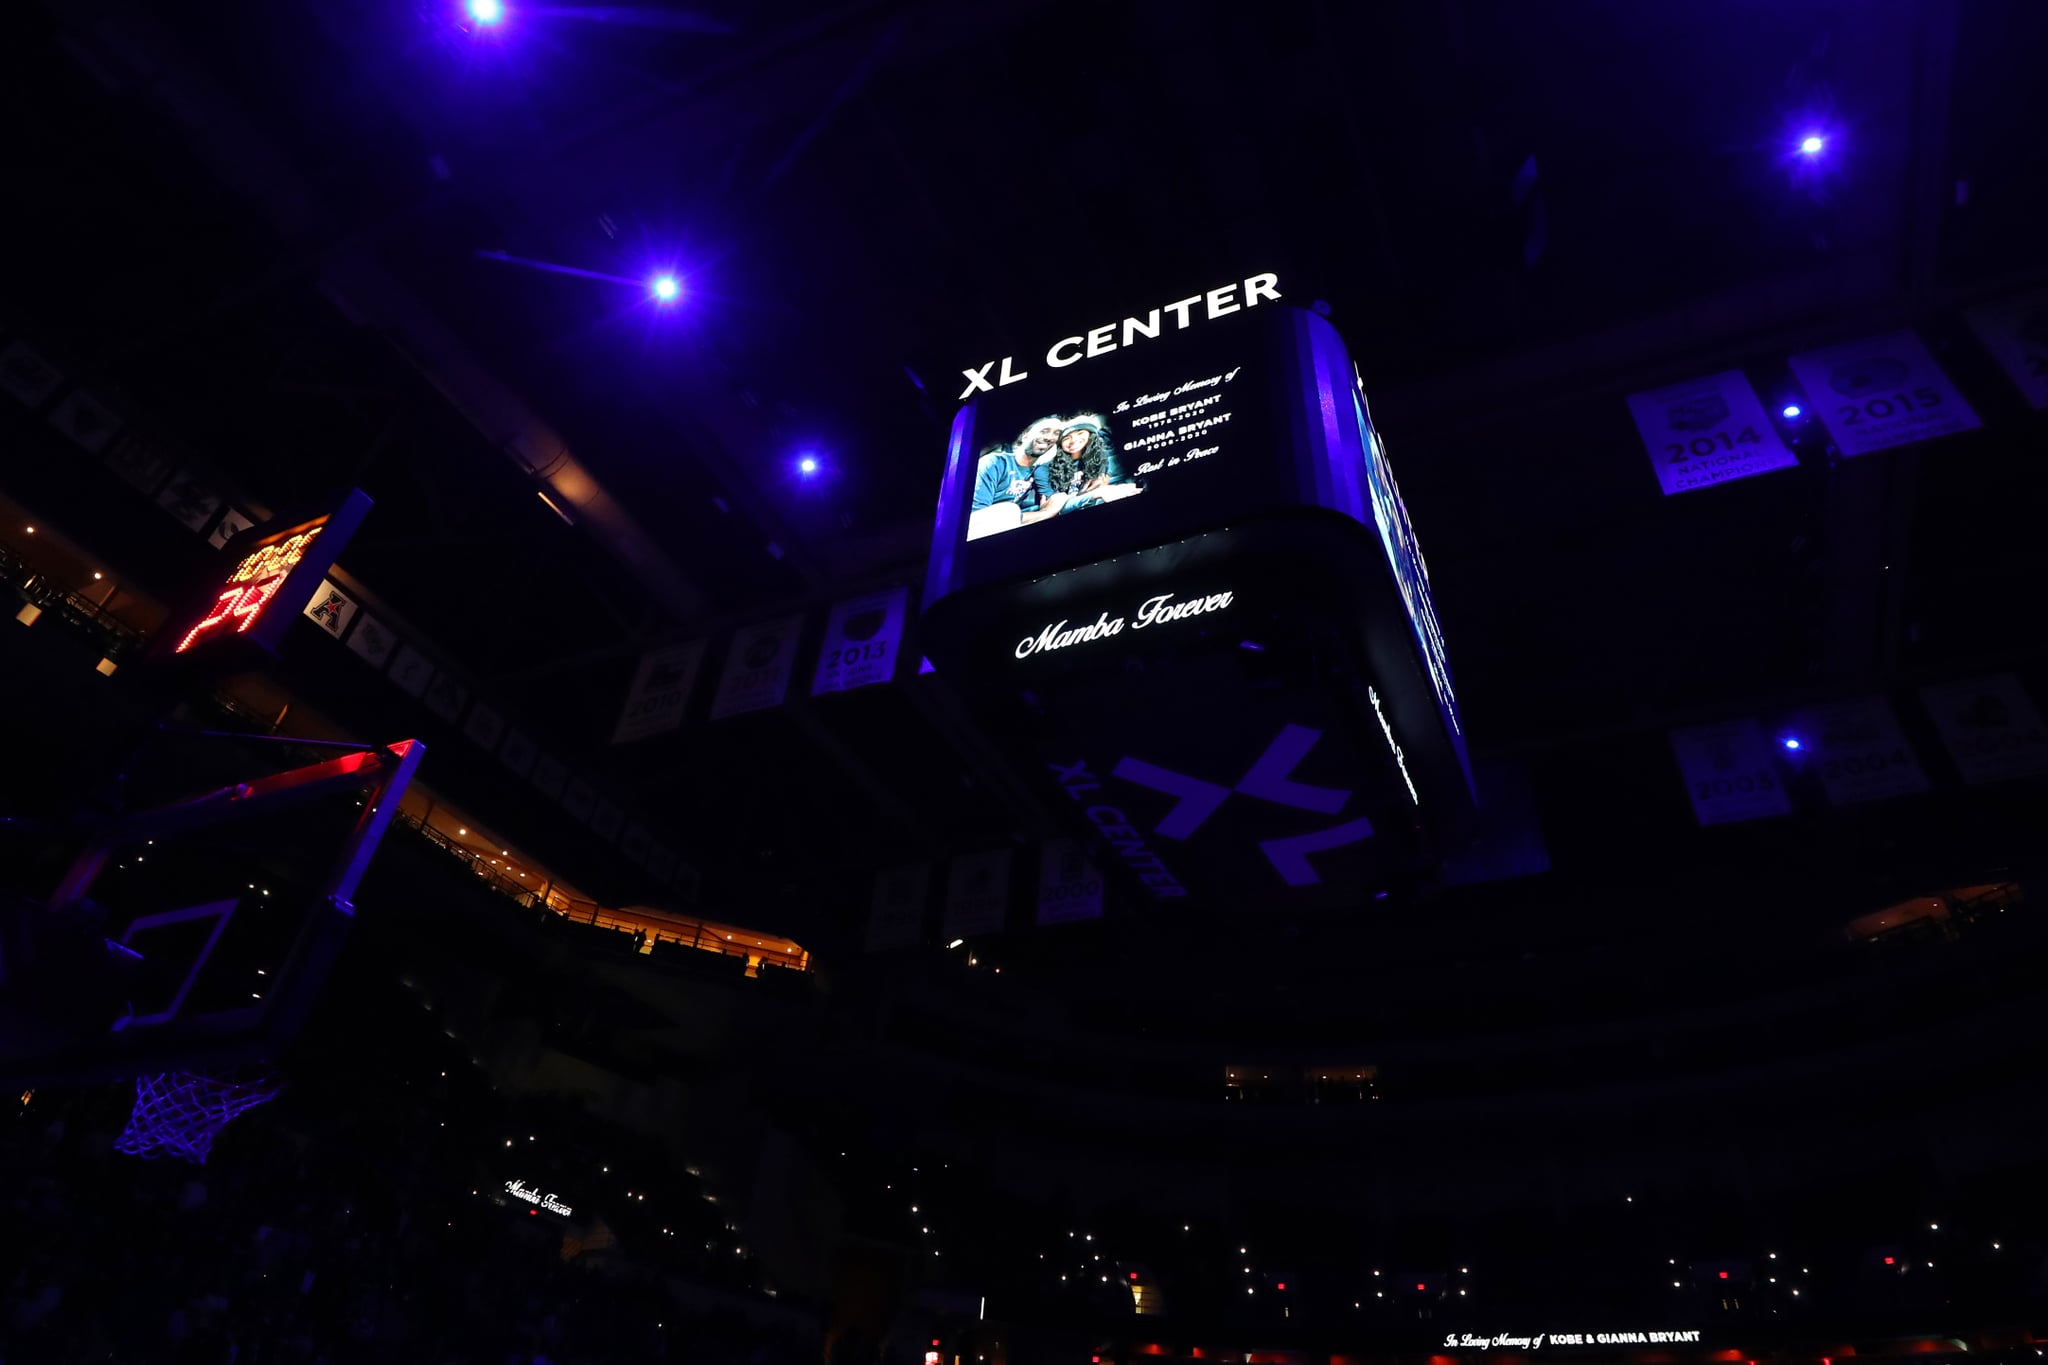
[812,587,908,696]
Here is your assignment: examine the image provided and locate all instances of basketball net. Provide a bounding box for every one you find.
[114,1069,279,1164]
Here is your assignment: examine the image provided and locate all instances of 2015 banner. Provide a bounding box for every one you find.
[1787,330,1980,457]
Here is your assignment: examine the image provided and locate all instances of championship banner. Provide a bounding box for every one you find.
[613,640,707,744]
[710,613,804,719]
[106,433,176,498]
[1965,295,2048,410]
[589,800,624,844]
[867,864,930,951]
[561,778,598,823]
[1787,330,1981,457]
[463,702,506,751]
[1787,697,1929,805]
[941,849,1012,938]
[47,388,121,453]
[529,753,568,801]
[1035,838,1104,926]
[156,470,222,532]
[347,612,399,668]
[207,507,255,549]
[1919,674,2048,785]
[812,587,909,696]
[301,579,358,639]
[387,643,435,697]
[645,845,678,883]
[497,728,539,777]
[423,673,468,723]
[1624,369,1796,496]
[0,340,63,407]
[1669,719,1791,826]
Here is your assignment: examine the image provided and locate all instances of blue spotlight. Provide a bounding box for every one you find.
[467,0,505,25]
[651,274,681,303]
[1798,134,1825,156]
[1782,403,1802,420]
[797,454,820,476]
[1782,737,1803,752]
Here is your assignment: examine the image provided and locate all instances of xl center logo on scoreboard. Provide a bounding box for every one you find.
[1052,723,1377,897]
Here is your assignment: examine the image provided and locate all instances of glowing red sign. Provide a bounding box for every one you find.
[176,526,324,654]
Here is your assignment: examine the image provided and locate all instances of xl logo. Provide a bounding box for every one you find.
[1113,724,1374,887]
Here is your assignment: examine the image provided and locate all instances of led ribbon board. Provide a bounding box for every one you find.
[166,489,371,661]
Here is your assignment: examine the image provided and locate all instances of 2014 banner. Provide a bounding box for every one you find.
[1624,369,1796,496]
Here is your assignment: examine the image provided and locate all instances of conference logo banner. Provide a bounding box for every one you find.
[1965,295,2048,410]
[1787,330,1981,457]
[1624,369,1796,496]
[300,579,358,639]
[1787,697,1929,805]
[942,849,1011,938]
[1669,719,1791,825]
[1919,674,2048,785]
[710,613,804,719]
[866,863,930,952]
[812,587,908,696]
[1035,839,1104,926]
[613,640,707,744]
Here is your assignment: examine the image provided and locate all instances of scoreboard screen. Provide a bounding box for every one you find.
[923,286,1474,912]
[163,489,370,663]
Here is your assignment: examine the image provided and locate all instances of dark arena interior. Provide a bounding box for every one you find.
[4,1,2048,1362]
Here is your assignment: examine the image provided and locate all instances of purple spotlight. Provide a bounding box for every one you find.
[1782,737,1803,752]
[1798,134,1825,156]
[467,0,505,24]
[651,274,681,303]
[797,454,820,476]
[1782,403,1802,420]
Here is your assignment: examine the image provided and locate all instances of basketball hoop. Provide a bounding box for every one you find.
[114,1068,279,1164]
